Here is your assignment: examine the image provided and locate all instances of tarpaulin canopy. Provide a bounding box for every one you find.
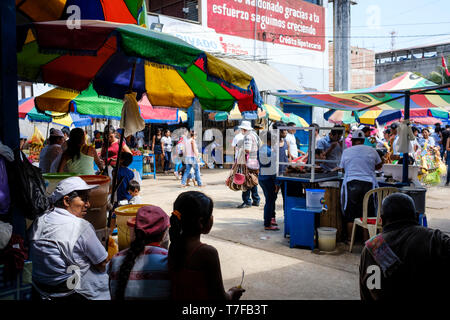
[273,72,450,112]
[326,107,449,125]
[219,58,301,92]
[16,20,262,112]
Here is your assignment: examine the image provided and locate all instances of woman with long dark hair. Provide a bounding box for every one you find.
[152,128,164,172]
[169,191,245,300]
[57,128,104,175]
[108,205,170,300]
[100,126,132,168]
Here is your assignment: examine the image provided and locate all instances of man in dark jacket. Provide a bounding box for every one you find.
[359,193,450,301]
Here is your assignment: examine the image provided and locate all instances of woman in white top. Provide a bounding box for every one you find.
[180,130,203,187]
[57,128,104,175]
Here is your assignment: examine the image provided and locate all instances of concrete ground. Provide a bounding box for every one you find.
[139,168,450,300]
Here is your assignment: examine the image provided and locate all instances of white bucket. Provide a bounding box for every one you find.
[317,227,337,252]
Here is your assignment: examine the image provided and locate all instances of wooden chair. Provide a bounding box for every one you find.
[349,187,398,253]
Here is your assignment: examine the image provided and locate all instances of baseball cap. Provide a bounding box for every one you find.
[50,129,64,137]
[390,123,398,130]
[352,129,365,140]
[127,205,169,237]
[51,177,99,203]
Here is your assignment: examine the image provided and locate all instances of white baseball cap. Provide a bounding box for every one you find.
[51,177,99,203]
[239,120,253,131]
[352,129,365,140]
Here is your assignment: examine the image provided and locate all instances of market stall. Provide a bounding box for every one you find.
[275,125,345,250]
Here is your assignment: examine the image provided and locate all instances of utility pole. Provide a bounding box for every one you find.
[390,30,397,51]
[332,0,356,91]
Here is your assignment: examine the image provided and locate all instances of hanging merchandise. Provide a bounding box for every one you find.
[397,120,415,154]
[120,92,145,138]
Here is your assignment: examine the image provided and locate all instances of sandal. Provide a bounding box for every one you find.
[264,225,280,231]
[271,218,278,226]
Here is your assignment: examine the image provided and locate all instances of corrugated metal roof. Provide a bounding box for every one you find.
[219,58,301,92]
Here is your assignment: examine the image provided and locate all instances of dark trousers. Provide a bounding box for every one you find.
[164,151,171,171]
[242,185,260,205]
[344,180,375,223]
[259,177,277,227]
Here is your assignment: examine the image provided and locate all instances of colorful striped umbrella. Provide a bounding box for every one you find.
[206,104,262,121]
[274,72,450,112]
[32,85,183,124]
[16,0,148,25]
[281,113,309,127]
[17,20,261,112]
[19,97,92,128]
[261,104,286,121]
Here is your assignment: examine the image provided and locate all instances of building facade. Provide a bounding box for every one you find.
[328,41,375,90]
[147,0,330,125]
[375,42,450,85]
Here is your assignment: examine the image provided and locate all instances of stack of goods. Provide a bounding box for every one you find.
[27,127,45,163]
[414,146,447,185]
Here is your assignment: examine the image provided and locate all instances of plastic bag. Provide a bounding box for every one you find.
[29,126,44,145]
[107,236,119,260]
[0,157,10,214]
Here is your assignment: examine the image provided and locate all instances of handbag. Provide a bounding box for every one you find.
[233,164,246,185]
[6,150,51,220]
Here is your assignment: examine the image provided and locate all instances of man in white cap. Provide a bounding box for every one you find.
[339,129,383,243]
[39,128,65,173]
[29,177,110,300]
[237,120,261,208]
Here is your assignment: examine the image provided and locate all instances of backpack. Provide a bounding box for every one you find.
[6,150,51,220]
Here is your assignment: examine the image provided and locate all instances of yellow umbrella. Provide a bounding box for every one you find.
[262,104,285,121]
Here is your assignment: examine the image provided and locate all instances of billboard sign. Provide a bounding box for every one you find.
[207,0,325,52]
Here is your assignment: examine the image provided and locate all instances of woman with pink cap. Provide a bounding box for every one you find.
[108,205,171,300]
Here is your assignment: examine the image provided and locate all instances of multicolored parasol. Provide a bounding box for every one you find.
[17,20,261,112]
[281,113,309,127]
[274,72,450,112]
[35,84,181,123]
[16,0,148,25]
[19,97,92,128]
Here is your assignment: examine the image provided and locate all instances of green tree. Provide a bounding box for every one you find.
[426,56,450,85]
[392,71,425,79]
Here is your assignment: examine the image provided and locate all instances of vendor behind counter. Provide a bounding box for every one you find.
[317,127,345,172]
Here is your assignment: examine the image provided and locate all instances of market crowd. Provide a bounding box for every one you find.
[1,119,450,301]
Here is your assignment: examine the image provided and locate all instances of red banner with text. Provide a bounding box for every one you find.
[207,0,325,52]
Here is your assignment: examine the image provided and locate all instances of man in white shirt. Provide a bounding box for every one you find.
[339,129,383,242]
[29,177,110,300]
[286,122,305,161]
[236,121,261,208]
[39,129,65,173]
[231,126,244,161]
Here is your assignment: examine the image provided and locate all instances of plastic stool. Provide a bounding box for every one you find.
[418,213,428,227]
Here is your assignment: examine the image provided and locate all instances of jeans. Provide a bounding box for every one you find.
[181,157,202,186]
[259,177,277,227]
[164,151,171,171]
[446,151,450,184]
[242,186,260,205]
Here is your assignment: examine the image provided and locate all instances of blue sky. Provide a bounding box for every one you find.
[326,0,450,52]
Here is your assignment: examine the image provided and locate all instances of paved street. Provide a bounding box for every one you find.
[139,168,450,300]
